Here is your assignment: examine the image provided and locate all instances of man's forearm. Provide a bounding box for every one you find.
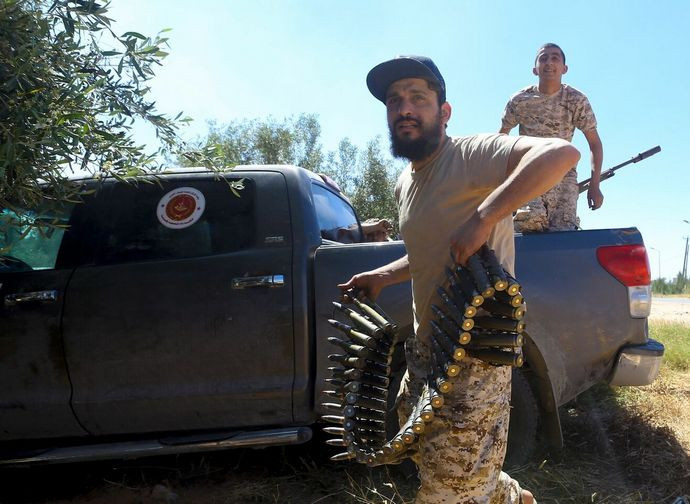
[372,254,411,287]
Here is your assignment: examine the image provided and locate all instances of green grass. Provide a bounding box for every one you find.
[649,320,690,370]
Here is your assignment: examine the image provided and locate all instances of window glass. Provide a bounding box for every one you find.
[90,178,255,265]
[312,184,362,243]
[0,203,75,272]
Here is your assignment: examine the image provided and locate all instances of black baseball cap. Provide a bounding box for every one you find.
[366,55,446,104]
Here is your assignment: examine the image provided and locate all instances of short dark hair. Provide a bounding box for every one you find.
[424,78,445,107]
[535,43,566,64]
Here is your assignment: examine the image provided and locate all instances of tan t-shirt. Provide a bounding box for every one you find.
[395,133,520,347]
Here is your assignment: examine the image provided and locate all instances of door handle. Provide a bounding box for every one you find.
[231,275,285,290]
[4,290,59,306]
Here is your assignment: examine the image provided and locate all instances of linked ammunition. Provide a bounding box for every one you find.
[353,297,394,334]
[437,287,476,329]
[330,452,356,461]
[432,302,474,333]
[345,392,387,410]
[343,405,386,421]
[352,371,390,389]
[328,319,387,351]
[505,274,521,297]
[430,354,453,393]
[466,348,524,367]
[345,381,388,397]
[322,426,347,437]
[419,386,435,421]
[343,417,385,432]
[324,377,346,389]
[328,354,391,374]
[479,298,525,320]
[332,301,382,338]
[325,438,348,447]
[494,290,523,308]
[321,402,344,414]
[428,385,445,408]
[454,266,485,306]
[472,316,525,333]
[480,245,509,292]
[430,320,467,361]
[322,390,343,400]
[444,268,479,317]
[322,414,345,424]
[465,256,495,298]
[430,335,461,377]
[327,337,391,365]
[470,332,524,348]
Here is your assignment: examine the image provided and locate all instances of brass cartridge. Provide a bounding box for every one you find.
[494,289,523,307]
[330,452,356,461]
[343,405,386,421]
[454,266,485,306]
[327,337,391,365]
[345,381,388,398]
[332,301,382,337]
[470,332,524,348]
[436,288,476,329]
[430,336,461,377]
[472,316,525,333]
[480,245,509,291]
[466,348,524,367]
[328,319,386,351]
[345,392,387,410]
[430,320,467,361]
[465,256,495,298]
[479,298,526,320]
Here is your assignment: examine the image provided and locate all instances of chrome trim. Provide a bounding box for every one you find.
[4,290,58,306]
[231,275,285,289]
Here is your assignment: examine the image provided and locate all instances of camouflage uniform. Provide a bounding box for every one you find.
[398,338,523,504]
[501,84,597,232]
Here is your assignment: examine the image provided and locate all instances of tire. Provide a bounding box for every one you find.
[504,368,539,469]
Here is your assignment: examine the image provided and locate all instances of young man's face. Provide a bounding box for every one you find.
[384,77,450,161]
[533,47,568,82]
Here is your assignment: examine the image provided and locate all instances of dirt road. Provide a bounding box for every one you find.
[648,296,690,324]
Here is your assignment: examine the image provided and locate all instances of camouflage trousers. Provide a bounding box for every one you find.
[397,354,524,503]
[513,170,579,233]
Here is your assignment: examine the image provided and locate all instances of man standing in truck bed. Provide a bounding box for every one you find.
[500,43,604,232]
[339,54,579,503]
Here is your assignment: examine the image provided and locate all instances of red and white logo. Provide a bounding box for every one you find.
[157,187,205,229]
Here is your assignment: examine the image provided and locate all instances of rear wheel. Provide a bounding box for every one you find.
[505,368,539,468]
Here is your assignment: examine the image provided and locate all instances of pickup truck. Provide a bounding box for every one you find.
[0,165,663,466]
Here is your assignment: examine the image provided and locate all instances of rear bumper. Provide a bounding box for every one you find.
[608,338,664,386]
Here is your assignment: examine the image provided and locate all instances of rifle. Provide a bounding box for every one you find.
[578,146,661,194]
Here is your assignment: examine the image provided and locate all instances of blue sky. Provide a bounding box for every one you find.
[108,0,690,280]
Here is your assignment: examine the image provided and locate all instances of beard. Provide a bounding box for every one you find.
[389,112,443,161]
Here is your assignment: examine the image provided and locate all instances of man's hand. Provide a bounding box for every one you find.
[337,255,411,301]
[338,271,388,301]
[587,184,604,210]
[449,212,491,265]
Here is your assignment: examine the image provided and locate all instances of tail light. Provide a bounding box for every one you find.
[597,244,651,318]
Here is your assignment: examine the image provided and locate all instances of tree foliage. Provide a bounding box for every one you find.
[652,273,689,295]
[0,0,188,211]
[182,115,403,232]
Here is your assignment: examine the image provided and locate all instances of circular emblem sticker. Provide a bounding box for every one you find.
[157,187,205,229]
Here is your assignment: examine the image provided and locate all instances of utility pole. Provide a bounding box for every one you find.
[683,236,689,282]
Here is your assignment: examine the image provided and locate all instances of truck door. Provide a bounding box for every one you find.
[61,172,295,435]
[0,205,87,440]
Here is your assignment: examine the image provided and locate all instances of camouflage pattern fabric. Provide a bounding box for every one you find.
[514,170,579,233]
[501,84,596,232]
[397,337,523,504]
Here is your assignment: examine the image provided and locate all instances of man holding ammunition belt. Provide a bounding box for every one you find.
[339,55,579,503]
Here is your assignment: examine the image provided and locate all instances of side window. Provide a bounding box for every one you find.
[312,184,362,243]
[84,177,256,265]
[0,204,75,272]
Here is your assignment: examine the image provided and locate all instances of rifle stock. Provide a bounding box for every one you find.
[578,145,661,194]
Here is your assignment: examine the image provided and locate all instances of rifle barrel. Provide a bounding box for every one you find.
[578,145,660,193]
